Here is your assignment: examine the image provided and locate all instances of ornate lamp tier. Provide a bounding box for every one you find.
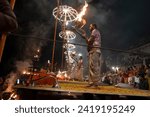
[53,5,78,22]
[59,30,76,40]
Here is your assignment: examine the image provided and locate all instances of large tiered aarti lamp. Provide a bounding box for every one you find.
[53,5,78,69]
[52,1,88,74]
[59,29,76,70]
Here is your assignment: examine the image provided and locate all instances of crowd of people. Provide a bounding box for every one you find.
[101,64,150,90]
[1,1,150,92]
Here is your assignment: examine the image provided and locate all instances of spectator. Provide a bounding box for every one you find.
[0,0,18,32]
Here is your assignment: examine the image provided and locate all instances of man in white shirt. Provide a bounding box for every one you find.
[82,23,101,87]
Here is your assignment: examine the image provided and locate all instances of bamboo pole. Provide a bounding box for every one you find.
[51,0,59,72]
[0,0,16,62]
[61,21,66,70]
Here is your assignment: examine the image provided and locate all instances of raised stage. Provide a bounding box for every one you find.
[14,81,150,100]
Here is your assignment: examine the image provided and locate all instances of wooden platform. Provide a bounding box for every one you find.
[14,81,150,100]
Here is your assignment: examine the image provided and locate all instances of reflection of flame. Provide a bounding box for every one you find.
[77,1,88,21]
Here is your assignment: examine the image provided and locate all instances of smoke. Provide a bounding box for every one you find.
[16,0,96,63]
[4,72,18,92]
[78,0,93,3]
[32,0,54,19]
[15,60,32,73]
[3,61,32,92]
[24,22,51,58]
[13,0,150,70]
[77,0,150,50]
[87,4,112,25]
[16,0,55,59]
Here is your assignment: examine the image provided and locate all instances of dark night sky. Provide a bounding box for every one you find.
[1,0,150,76]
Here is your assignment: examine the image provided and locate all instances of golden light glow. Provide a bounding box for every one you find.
[66,21,69,26]
[23,71,26,74]
[48,60,50,64]
[63,8,69,13]
[37,49,40,53]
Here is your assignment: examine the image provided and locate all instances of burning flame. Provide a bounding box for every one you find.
[1,91,19,100]
[34,55,39,58]
[56,70,69,80]
[37,49,40,53]
[23,70,26,74]
[22,70,30,75]
[48,60,50,64]
[9,92,18,100]
[77,1,88,21]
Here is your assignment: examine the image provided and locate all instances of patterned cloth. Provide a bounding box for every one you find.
[76,59,83,81]
[88,50,101,85]
[88,29,101,85]
[91,29,101,47]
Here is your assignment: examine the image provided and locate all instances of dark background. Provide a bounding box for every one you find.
[1,0,150,76]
